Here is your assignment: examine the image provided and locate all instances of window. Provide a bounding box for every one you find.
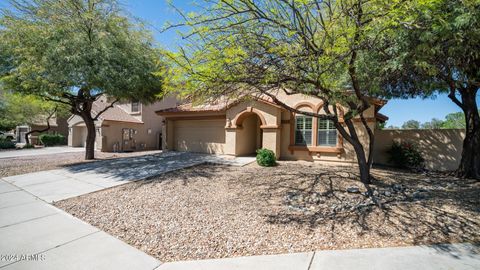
[131,100,140,112]
[318,119,337,146]
[295,115,313,146]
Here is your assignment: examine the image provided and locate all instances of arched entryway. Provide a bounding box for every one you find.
[235,112,263,156]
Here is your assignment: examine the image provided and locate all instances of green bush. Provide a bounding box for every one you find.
[387,141,425,169]
[39,134,65,146]
[256,148,276,167]
[0,137,16,149]
[23,144,35,149]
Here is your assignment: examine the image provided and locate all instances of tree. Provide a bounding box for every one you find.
[166,0,404,185]
[0,0,163,159]
[442,112,466,129]
[402,120,420,129]
[0,95,17,131]
[0,92,69,145]
[421,118,443,129]
[374,0,480,178]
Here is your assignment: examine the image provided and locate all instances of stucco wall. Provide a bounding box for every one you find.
[99,121,146,152]
[373,129,465,171]
[173,119,226,154]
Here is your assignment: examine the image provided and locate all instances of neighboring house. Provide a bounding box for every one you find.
[67,95,177,152]
[16,115,69,145]
[157,92,388,164]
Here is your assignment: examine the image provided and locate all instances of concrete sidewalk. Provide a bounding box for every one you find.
[157,243,480,270]
[0,146,84,159]
[0,180,161,270]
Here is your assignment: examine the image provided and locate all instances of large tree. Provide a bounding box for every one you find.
[166,0,403,185]
[0,0,163,159]
[442,112,467,129]
[374,0,480,178]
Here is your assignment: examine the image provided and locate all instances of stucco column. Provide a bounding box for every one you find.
[225,128,236,156]
[161,119,167,151]
[165,119,175,151]
[261,127,281,158]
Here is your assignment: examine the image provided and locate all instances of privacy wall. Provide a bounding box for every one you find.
[373,129,465,171]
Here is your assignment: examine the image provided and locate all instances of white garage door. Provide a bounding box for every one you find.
[174,119,226,154]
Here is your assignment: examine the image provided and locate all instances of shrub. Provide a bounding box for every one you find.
[23,144,35,149]
[0,137,16,149]
[387,141,425,169]
[39,134,65,146]
[256,148,276,167]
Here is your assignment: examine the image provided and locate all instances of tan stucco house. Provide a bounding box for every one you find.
[68,95,177,152]
[157,92,387,164]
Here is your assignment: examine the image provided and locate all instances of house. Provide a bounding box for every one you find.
[16,115,69,145]
[67,95,177,152]
[156,92,387,164]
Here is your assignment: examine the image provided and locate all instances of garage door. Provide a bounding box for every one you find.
[174,119,226,154]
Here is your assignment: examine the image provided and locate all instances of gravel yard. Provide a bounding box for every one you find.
[55,162,480,262]
[0,150,162,177]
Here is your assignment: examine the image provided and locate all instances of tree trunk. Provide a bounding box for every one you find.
[80,114,96,160]
[456,89,480,179]
[335,119,372,185]
[24,131,30,145]
[351,138,371,185]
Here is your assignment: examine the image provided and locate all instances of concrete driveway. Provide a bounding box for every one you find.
[2,151,255,203]
[0,146,85,159]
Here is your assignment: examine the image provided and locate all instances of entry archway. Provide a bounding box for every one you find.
[234,111,263,156]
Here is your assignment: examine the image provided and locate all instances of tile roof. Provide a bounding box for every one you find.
[156,95,278,114]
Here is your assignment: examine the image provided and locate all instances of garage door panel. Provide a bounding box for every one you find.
[174,120,225,154]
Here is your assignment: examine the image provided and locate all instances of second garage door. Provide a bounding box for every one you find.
[174,119,226,154]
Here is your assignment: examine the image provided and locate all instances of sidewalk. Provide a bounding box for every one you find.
[156,243,480,270]
[0,179,160,270]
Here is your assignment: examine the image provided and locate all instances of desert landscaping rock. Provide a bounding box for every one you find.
[346,186,360,193]
[56,162,480,262]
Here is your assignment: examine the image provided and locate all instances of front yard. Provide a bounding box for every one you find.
[55,162,480,262]
[0,150,162,177]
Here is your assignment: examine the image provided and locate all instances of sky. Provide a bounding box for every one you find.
[121,0,477,127]
[1,0,477,126]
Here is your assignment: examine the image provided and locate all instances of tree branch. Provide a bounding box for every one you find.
[92,99,118,120]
